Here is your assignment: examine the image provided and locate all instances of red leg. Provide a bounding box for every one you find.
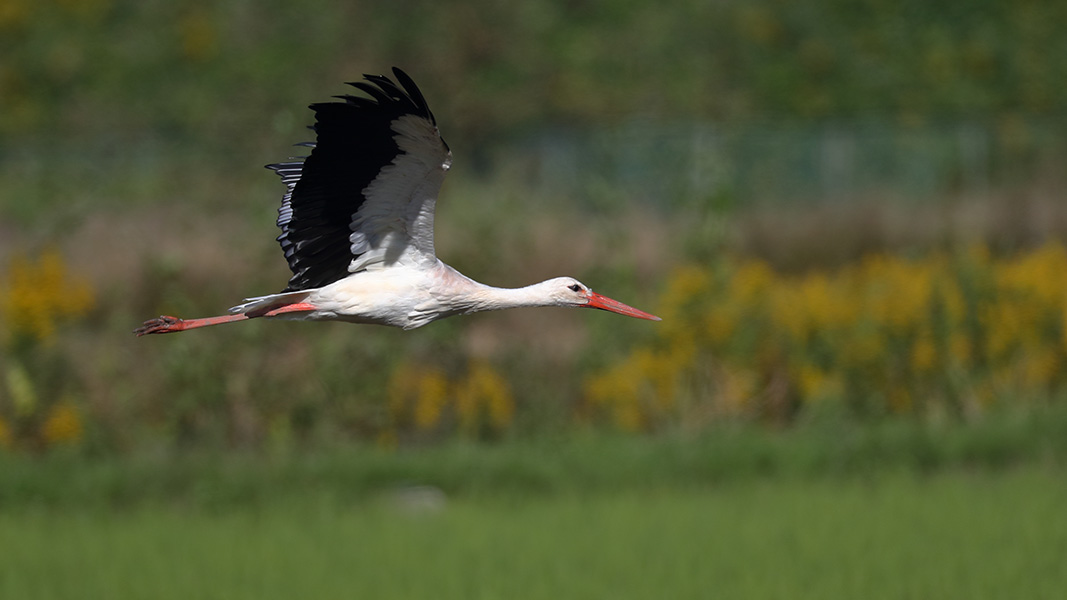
[134,302,318,336]
[134,313,249,336]
[261,302,318,317]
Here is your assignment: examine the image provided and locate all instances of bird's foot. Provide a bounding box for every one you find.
[134,315,185,336]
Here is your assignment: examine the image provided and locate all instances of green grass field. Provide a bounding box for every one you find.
[3,420,1067,600]
[4,465,1065,600]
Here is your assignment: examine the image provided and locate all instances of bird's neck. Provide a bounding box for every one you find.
[433,264,561,315]
[456,280,559,314]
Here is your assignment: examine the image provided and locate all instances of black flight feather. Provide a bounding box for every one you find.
[267,67,442,292]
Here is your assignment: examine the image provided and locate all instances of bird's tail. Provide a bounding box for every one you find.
[229,290,312,317]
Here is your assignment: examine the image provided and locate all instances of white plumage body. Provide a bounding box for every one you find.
[233,264,596,330]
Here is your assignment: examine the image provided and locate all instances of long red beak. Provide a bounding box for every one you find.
[584,291,661,321]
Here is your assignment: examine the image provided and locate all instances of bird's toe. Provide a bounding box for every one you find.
[134,315,184,336]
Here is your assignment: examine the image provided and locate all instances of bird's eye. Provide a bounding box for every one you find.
[568,284,583,292]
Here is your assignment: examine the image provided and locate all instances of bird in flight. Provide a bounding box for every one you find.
[135,68,659,336]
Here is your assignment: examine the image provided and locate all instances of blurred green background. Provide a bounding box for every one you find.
[2,1,1067,598]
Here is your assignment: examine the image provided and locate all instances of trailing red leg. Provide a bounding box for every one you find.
[260,302,318,317]
[134,314,249,336]
[134,302,317,336]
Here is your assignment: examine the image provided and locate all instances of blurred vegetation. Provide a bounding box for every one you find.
[587,243,1067,429]
[0,248,93,452]
[3,0,1066,142]
[2,406,1066,508]
[2,0,1067,458]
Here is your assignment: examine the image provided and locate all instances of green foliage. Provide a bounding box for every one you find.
[2,0,1065,144]
[2,407,1065,509]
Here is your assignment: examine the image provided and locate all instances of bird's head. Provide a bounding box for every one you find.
[545,277,661,321]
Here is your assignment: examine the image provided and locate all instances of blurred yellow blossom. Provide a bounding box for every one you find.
[387,364,450,432]
[585,242,1067,427]
[455,361,515,434]
[0,0,30,29]
[42,401,82,446]
[178,8,218,62]
[386,360,515,438]
[413,369,449,431]
[910,333,938,373]
[0,248,95,345]
[584,354,649,431]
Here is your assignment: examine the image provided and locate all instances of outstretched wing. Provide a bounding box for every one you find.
[268,67,452,292]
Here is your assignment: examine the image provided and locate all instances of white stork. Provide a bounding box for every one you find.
[135,68,659,336]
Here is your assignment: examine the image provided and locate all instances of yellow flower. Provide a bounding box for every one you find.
[583,355,648,431]
[731,260,775,300]
[386,363,450,431]
[587,241,1067,426]
[178,9,217,62]
[795,363,827,402]
[938,279,968,326]
[1019,349,1058,389]
[910,334,938,373]
[42,402,82,446]
[633,349,679,411]
[455,361,515,434]
[413,369,449,431]
[996,243,1067,310]
[0,0,30,29]
[0,248,95,345]
[658,265,713,343]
